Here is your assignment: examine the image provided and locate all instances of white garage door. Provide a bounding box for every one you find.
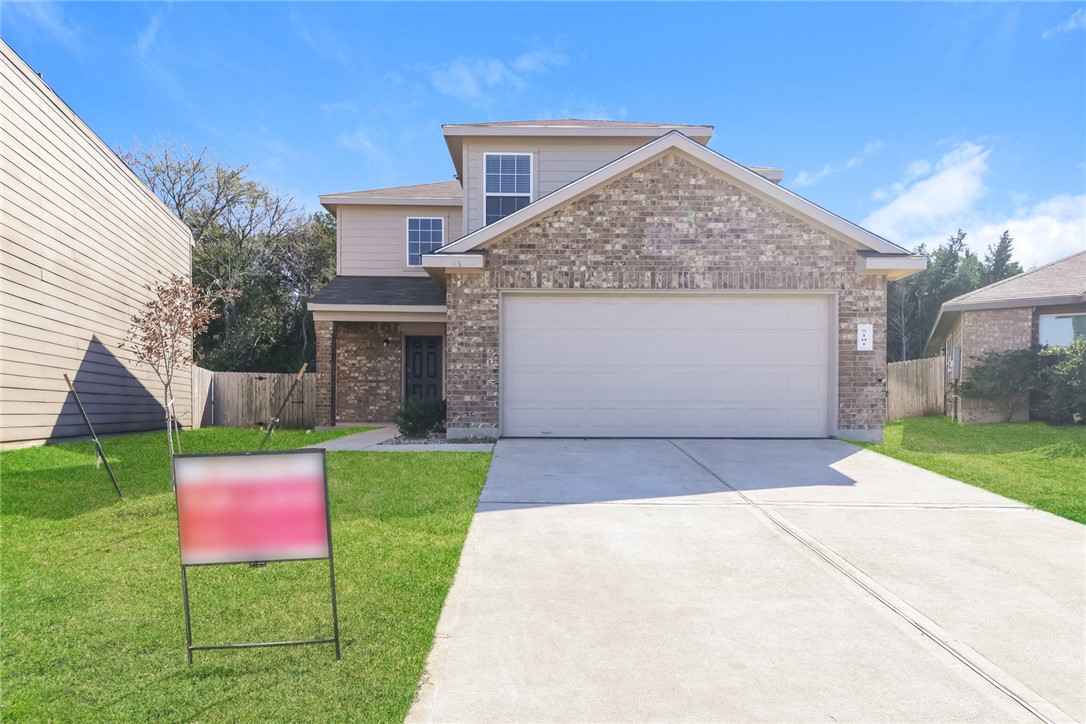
[501,293,832,438]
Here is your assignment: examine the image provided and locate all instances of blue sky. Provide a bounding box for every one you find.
[3,1,1084,265]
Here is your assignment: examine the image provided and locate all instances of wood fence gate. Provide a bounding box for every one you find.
[191,367,315,429]
[886,356,945,420]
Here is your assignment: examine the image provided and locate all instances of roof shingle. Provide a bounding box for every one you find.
[323,180,462,200]
[309,276,446,307]
[943,250,1086,310]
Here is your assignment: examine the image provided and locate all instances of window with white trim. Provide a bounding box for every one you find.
[407,217,444,266]
[1039,312,1086,347]
[484,153,531,225]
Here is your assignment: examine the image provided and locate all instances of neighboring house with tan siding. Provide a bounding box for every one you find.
[311,119,926,441]
[924,250,1086,424]
[0,41,194,447]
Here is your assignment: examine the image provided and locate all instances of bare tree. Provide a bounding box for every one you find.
[122,273,237,456]
[119,139,256,245]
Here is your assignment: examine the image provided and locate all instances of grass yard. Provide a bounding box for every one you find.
[1,427,491,721]
[859,417,1086,524]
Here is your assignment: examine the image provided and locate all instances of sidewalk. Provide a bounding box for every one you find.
[310,424,495,452]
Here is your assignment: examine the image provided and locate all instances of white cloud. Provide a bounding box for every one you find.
[511,48,566,74]
[964,196,1086,268]
[863,142,1085,265]
[338,125,376,154]
[1043,7,1086,38]
[793,140,884,187]
[863,142,991,241]
[431,49,567,106]
[3,1,83,53]
[135,13,162,57]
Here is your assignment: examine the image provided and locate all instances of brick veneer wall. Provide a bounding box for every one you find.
[314,320,401,425]
[960,307,1034,423]
[445,152,889,439]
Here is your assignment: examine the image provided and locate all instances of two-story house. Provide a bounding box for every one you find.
[309,119,925,441]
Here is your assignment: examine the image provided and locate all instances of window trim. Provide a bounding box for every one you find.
[483,152,534,226]
[1038,311,1086,347]
[405,216,445,268]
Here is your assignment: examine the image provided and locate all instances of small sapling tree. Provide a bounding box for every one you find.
[123,273,237,456]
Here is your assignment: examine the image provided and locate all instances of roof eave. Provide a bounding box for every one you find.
[942,294,1086,314]
[857,254,928,280]
[319,195,462,209]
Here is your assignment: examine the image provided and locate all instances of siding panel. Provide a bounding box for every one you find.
[462,137,651,234]
[1,42,194,446]
[338,205,462,275]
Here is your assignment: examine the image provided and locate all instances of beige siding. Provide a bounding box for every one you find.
[1,42,194,446]
[338,204,462,275]
[462,137,653,235]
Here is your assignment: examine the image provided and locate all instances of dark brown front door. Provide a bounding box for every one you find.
[404,336,443,399]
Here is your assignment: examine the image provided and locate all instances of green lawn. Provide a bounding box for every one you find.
[1,427,491,721]
[858,417,1086,524]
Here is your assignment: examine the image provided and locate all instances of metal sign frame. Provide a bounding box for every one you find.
[172,448,341,664]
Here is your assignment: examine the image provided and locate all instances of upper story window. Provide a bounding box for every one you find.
[1039,313,1086,347]
[484,153,531,225]
[407,217,444,266]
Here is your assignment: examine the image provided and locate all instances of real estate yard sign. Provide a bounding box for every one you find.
[172,449,340,663]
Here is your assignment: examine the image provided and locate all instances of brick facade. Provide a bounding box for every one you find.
[445,152,889,439]
[959,307,1034,423]
[314,320,402,425]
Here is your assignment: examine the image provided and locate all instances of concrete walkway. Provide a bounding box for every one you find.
[408,438,1085,723]
[308,424,495,452]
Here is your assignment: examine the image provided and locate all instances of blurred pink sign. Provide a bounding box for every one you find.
[173,450,329,565]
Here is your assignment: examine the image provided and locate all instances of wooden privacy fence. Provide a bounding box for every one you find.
[887,356,945,420]
[191,367,316,429]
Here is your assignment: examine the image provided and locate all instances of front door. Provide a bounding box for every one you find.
[404,336,443,399]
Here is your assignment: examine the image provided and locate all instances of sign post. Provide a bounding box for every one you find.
[172,448,340,663]
[63,373,123,499]
[258,362,308,451]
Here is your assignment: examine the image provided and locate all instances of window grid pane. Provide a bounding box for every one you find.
[485,154,531,195]
[484,154,530,225]
[406,218,444,266]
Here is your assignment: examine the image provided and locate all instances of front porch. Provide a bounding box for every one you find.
[314,320,446,427]
[309,275,448,428]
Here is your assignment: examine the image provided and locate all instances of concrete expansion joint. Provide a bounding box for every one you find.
[668,440,1075,724]
[764,502,1033,511]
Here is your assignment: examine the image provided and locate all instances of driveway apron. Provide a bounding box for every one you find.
[407,439,1085,723]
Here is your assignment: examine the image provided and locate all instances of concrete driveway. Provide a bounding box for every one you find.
[408,439,1085,723]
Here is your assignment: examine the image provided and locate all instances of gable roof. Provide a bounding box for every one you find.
[924,250,1086,355]
[424,131,925,278]
[320,180,462,210]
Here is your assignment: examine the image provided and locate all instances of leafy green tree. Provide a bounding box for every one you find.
[1037,338,1086,423]
[120,140,335,372]
[887,229,1025,362]
[983,231,1024,284]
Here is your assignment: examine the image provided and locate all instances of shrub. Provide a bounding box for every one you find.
[1037,338,1086,423]
[958,348,1041,422]
[393,396,447,437]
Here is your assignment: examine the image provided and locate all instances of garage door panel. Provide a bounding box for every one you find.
[501,294,832,438]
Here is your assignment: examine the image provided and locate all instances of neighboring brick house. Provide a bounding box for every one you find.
[924,250,1086,423]
[310,120,925,441]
